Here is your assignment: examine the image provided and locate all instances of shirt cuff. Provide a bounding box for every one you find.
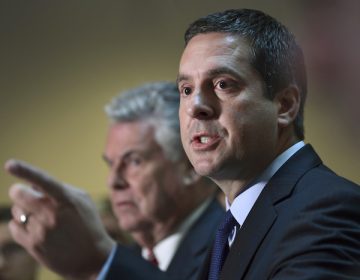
[97,245,117,280]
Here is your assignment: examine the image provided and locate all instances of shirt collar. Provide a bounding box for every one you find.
[142,198,212,271]
[226,141,305,227]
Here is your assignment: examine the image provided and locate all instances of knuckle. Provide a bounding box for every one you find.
[8,183,25,200]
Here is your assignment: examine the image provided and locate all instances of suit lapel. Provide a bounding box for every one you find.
[197,246,213,280]
[219,144,322,279]
[220,194,276,280]
[167,198,224,280]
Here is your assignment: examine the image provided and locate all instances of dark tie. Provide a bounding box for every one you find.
[147,249,159,267]
[208,210,238,280]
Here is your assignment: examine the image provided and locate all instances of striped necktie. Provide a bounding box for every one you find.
[208,210,237,280]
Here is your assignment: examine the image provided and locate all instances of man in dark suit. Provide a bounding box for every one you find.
[105,8,360,279]
[176,8,360,279]
[5,8,360,280]
[102,81,224,280]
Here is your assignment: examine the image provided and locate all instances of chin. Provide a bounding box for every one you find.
[119,220,141,232]
[193,162,220,177]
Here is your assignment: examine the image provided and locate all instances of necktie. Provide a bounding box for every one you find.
[147,249,159,267]
[208,210,238,280]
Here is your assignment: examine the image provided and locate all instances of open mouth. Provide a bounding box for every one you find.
[198,136,211,144]
[191,133,221,150]
[115,201,135,209]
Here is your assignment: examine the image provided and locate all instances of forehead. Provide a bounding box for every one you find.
[179,33,253,77]
[108,121,154,140]
[106,121,163,155]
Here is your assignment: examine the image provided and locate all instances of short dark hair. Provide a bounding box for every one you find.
[184,9,307,140]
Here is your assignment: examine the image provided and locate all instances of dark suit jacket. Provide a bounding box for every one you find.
[199,144,360,279]
[105,197,224,280]
[106,145,360,279]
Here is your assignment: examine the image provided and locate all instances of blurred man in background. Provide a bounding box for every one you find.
[101,82,224,279]
[0,206,39,280]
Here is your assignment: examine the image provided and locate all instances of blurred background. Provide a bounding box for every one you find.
[1,0,359,279]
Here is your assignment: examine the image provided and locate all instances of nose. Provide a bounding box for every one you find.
[187,90,216,120]
[107,164,128,191]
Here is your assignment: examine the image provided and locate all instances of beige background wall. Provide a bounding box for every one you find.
[1,1,359,279]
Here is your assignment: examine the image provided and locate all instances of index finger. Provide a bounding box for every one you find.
[4,159,67,201]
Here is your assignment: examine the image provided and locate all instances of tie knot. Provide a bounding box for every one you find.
[219,210,237,234]
[145,248,158,266]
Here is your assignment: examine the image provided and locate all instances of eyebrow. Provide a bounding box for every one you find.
[177,67,244,85]
[102,150,135,166]
[102,154,111,164]
[176,74,191,85]
[207,67,244,82]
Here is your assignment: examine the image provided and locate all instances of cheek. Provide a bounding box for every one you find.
[179,104,191,136]
[144,166,176,211]
[221,107,246,144]
[179,122,188,146]
[180,131,191,160]
[180,124,186,144]
[222,101,275,151]
[131,174,160,210]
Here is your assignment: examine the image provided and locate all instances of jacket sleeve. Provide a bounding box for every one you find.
[270,182,360,280]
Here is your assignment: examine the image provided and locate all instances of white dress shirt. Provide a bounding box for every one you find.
[142,198,212,271]
[98,198,212,279]
[226,141,305,246]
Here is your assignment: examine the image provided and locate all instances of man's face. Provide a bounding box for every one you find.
[103,121,183,232]
[0,223,37,280]
[178,33,279,183]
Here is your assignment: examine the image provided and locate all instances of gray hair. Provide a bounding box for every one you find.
[105,82,184,162]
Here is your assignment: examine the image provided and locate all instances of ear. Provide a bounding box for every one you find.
[275,86,300,128]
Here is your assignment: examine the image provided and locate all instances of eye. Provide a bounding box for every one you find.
[219,80,227,89]
[183,87,192,96]
[126,155,142,167]
[130,157,142,166]
[123,154,143,176]
[215,80,228,89]
[214,78,242,94]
